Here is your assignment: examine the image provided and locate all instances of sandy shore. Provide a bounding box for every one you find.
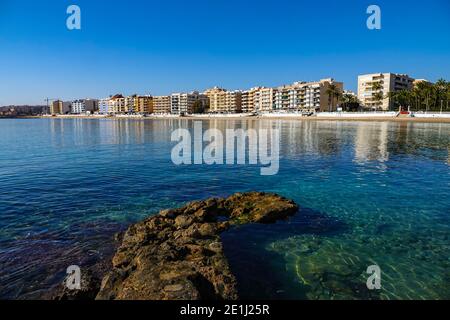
[255,116,450,123]
[13,115,450,123]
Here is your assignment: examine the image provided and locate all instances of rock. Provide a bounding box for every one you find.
[199,223,217,238]
[96,192,299,300]
[164,284,184,292]
[225,192,298,224]
[160,209,177,219]
[175,215,194,228]
[208,242,223,253]
[53,270,101,301]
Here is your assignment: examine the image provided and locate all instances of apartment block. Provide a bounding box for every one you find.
[295,78,344,112]
[204,87,226,113]
[125,95,153,114]
[50,100,63,115]
[170,91,206,115]
[153,95,171,114]
[71,99,98,114]
[254,87,276,112]
[98,99,109,114]
[274,85,293,111]
[252,79,343,113]
[137,96,153,114]
[358,73,415,110]
[108,94,126,114]
[205,87,242,113]
[241,87,262,113]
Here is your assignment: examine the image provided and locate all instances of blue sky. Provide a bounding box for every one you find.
[0,0,449,105]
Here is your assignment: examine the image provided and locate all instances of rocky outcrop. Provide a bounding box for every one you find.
[96,192,298,300]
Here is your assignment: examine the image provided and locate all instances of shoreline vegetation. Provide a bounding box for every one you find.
[3,112,450,123]
[53,192,299,300]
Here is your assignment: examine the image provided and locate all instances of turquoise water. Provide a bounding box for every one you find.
[0,118,449,299]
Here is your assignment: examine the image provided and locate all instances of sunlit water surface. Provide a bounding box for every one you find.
[0,118,449,299]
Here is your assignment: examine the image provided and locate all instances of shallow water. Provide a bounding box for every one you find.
[0,118,449,299]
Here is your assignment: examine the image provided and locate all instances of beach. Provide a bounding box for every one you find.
[24,113,450,123]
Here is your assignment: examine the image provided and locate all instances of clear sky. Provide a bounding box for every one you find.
[0,0,449,105]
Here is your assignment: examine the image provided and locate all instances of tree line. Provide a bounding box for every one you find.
[328,79,450,112]
[388,79,450,112]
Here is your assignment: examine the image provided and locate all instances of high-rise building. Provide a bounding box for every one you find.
[153,96,171,114]
[241,87,262,113]
[254,87,276,112]
[71,99,98,114]
[252,79,343,113]
[274,85,293,111]
[50,100,63,115]
[293,78,344,112]
[108,94,126,114]
[358,73,415,110]
[204,87,242,113]
[170,91,207,115]
[125,95,153,114]
[98,98,109,114]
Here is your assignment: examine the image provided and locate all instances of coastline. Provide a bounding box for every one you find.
[11,114,450,123]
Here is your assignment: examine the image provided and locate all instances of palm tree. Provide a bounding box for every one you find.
[326,84,342,112]
[341,93,360,111]
[388,90,412,111]
[371,81,384,110]
[385,79,449,112]
[447,82,450,111]
[435,79,448,112]
[387,91,400,110]
[415,81,435,112]
[410,87,420,111]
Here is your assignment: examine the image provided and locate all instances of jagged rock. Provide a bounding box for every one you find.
[96,192,299,300]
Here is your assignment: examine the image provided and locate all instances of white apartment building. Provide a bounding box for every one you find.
[170,91,206,115]
[241,87,262,113]
[98,99,109,114]
[295,79,344,112]
[254,87,276,112]
[358,73,415,110]
[302,83,323,111]
[252,79,343,113]
[274,86,294,111]
[71,99,98,114]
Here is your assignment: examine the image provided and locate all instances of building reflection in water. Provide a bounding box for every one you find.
[48,118,450,166]
[354,121,389,163]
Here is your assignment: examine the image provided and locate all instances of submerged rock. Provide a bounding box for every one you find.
[96,192,298,300]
